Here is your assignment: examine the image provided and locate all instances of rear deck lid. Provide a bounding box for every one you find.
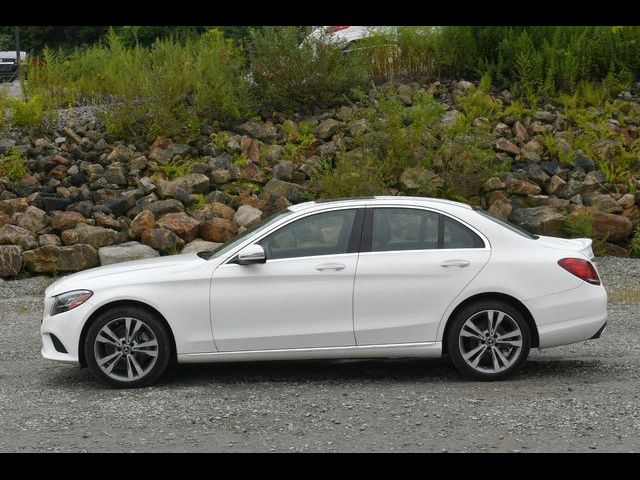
[536,235,594,260]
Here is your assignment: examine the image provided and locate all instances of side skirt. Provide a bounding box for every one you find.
[178,342,442,364]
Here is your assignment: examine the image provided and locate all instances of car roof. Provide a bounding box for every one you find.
[288,196,472,213]
[0,51,28,59]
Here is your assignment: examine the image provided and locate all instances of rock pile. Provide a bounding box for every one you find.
[1,79,639,276]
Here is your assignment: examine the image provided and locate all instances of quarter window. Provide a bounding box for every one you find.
[259,209,358,260]
[442,215,485,249]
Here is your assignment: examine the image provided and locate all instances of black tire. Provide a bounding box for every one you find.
[446,300,531,381]
[84,306,172,388]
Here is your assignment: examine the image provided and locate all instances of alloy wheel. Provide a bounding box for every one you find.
[458,309,523,374]
[93,317,159,382]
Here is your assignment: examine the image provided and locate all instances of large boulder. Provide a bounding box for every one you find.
[592,212,633,243]
[0,198,28,216]
[39,234,62,247]
[181,239,223,254]
[240,135,260,163]
[0,224,38,251]
[399,167,443,193]
[546,175,566,195]
[50,211,87,231]
[148,137,191,165]
[200,218,238,243]
[98,242,160,266]
[170,173,210,195]
[234,205,262,228]
[22,244,99,273]
[140,228,185,254]
[261,179,307,204]
[495,138,520,156]
[313,119,341,140]
[61,223,118,249]
[509,206,566,236]
[191,202,236,223]
[237,120,277,141]
[106,144,134,163]
[488,199,512,221]
[0,211,10,228]
[128,199,185,219]
[585,194,623,214]
[504,177,541,196]
[129,210,156,239]
[0,245,22,277]
[483,177,505,192]
[15,206,50,234]
[157,212,201,242]
[155,180,192,204]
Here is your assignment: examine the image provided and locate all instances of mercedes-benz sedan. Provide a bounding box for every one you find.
[41,197,608,388]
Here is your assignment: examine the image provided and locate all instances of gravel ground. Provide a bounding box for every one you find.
[0,256,639,452]
[0,80,23,99]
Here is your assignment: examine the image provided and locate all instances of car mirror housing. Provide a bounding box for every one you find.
[237,244,267,265]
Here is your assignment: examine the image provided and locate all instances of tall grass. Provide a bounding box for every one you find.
[362,26,640,97]
[245,26,369,114]
[12,26,640,139]
[24,29,253,140]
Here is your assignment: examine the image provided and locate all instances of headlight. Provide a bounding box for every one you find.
[51,290,93,316]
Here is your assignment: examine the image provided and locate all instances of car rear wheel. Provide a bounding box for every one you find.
[84,306,172,388]
[447,301,531,381]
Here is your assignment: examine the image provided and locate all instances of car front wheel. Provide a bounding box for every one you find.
[84,306,172,388]
[447,301,531,381]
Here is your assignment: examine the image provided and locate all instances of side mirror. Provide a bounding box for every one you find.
[237,244,267,265]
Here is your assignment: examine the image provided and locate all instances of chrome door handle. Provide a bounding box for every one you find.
[316,262,346,271]
[440,259,470,268]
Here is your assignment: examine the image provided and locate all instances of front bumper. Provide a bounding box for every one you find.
[524,281,608,349]
[40,295,93,365]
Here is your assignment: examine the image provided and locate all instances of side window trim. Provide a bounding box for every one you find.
[361,208,374,253]
[347,209,365,254]
[362,205,488,253]
[437,213,444,249]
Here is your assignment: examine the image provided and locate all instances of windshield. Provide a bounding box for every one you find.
[474,208,539,240]
[209,209,293,259]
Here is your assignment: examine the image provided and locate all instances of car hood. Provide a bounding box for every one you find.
[536,235,594,260]
[45,253,218,297]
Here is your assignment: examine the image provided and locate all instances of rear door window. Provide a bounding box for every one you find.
[368,207,485,252]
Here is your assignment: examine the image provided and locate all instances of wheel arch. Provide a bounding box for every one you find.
[441,292,539,355]
[78,300,177,368]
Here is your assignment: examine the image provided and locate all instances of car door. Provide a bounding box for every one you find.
[210,207,364,352]
[353,206,490,345]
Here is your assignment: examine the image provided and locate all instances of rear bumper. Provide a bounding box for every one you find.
[524,282,608,349]
[589,322,607,340]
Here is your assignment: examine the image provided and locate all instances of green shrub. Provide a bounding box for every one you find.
[25,28,254,141]
[455,73,503,124]
[311,85,509,201]
[246,26,369,114]
[187,194,208,214]
[314,151,387,199]
[11,96,46,128]
[564,211,593,239]
[150,156,203,180]
[0,148,29,181]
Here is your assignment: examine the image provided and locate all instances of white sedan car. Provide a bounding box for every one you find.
[41,197,608,388]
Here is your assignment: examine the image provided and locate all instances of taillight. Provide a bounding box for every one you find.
[328,26,350,33]
[558,258,601,285]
